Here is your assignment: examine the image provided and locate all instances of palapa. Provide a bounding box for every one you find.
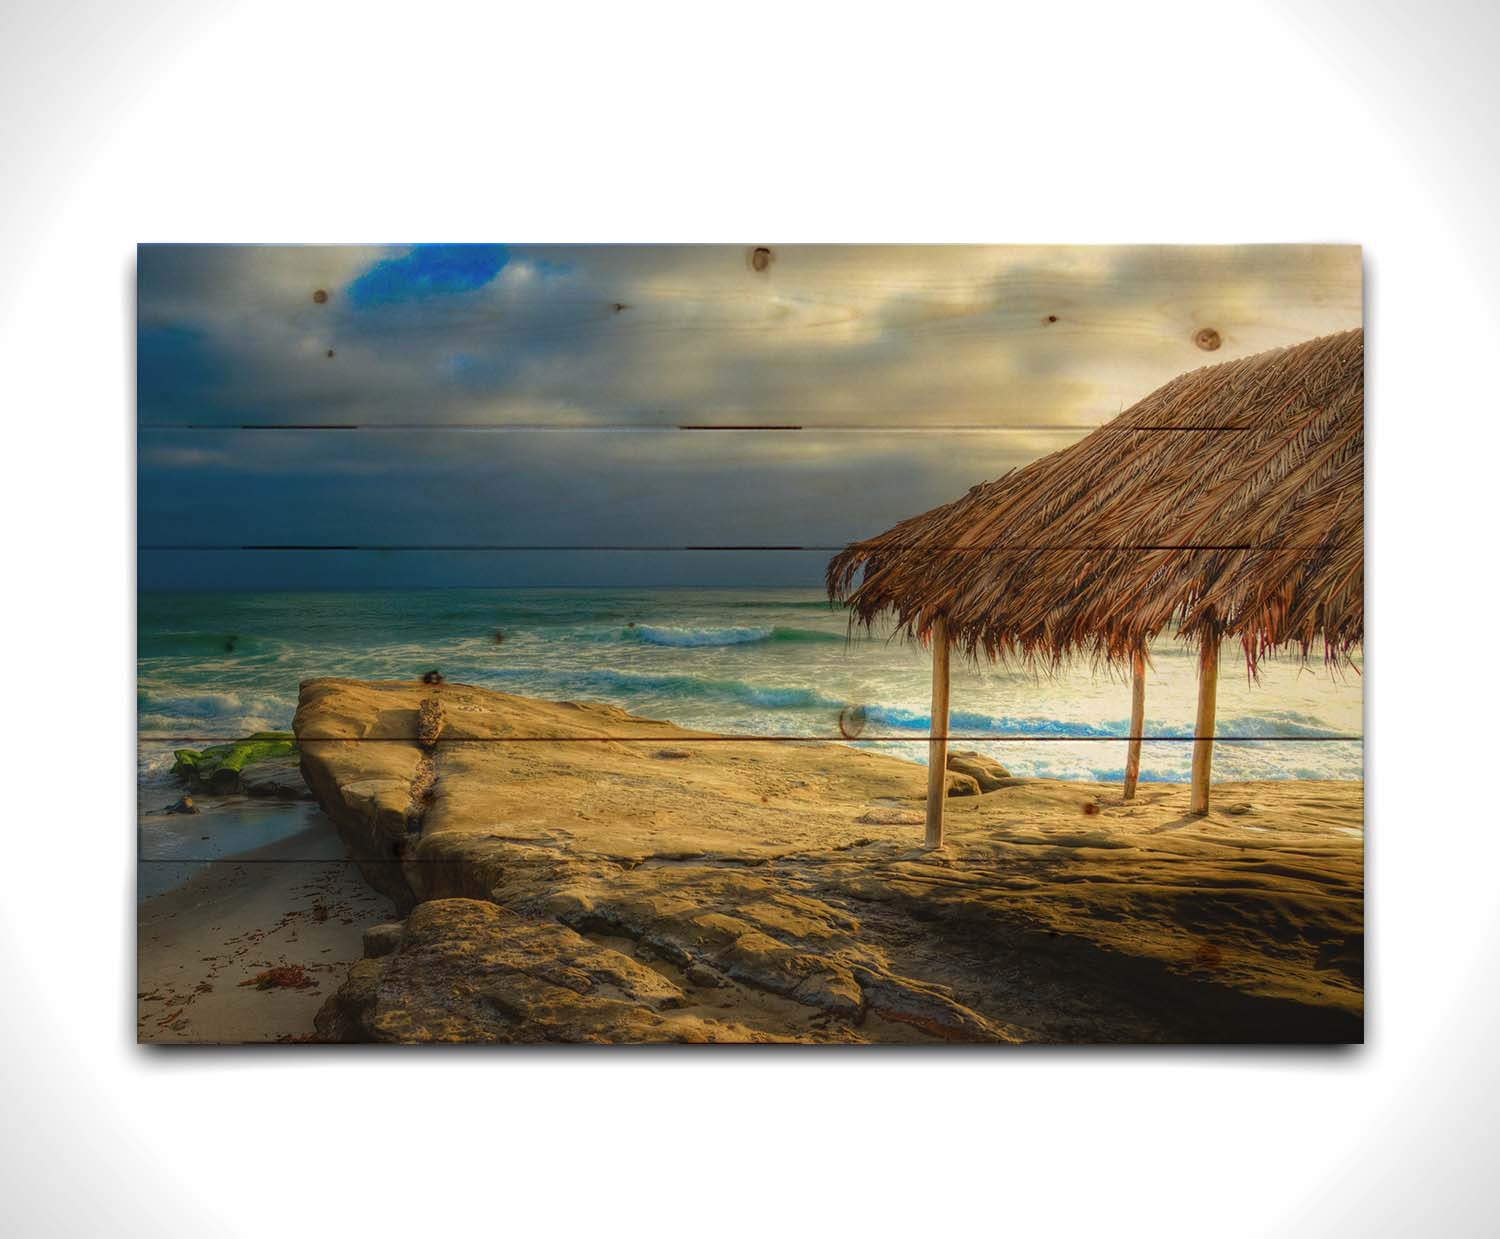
[827,329,1363,838]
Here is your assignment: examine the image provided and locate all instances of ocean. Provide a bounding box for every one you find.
[137,588,1362,808]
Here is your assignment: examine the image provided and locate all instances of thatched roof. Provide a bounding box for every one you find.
[827,328,1363,672]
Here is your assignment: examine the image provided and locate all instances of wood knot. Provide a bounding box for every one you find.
[838,704,868,739]
[1194,327,1221,351]
[1045,314,1058,324]
[312,289,329,304]
[749,246,773,273]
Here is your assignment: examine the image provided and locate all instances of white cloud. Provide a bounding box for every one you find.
[139,244,1362,428]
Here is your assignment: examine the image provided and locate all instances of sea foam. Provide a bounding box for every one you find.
[625,624,838,647]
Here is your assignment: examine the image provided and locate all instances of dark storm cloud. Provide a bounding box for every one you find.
[138,427,1079,546]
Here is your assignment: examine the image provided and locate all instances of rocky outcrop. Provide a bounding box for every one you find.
[361,922,404,958]
[943,770,982,797]
[239,756,313,799]
[297,678,1364,1044]
[947,750,1016,792]
[316,899,791,1044]
[172,733,312,800]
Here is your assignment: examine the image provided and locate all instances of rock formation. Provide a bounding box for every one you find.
[296,678,1363,1044]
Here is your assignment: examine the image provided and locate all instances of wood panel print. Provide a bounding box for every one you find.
[137,244,1363,1044]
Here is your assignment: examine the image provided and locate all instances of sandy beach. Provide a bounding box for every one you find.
[136,678,1363,1044]
[137,809,395,1044]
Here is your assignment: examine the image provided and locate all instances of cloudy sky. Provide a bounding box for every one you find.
[138,244,1361,589]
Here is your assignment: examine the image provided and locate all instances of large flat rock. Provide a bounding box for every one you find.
[296,678,1363,1044]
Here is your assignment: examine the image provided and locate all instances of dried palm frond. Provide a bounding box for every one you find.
[827,329,1363,673]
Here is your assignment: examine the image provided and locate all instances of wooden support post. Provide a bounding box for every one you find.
[924,616,951,850]
[1123,648,1146,801]
[1189,627,1221,815]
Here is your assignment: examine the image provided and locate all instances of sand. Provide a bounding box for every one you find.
[137,811,395,1044]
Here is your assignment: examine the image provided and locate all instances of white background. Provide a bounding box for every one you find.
[1,1,1496,1234]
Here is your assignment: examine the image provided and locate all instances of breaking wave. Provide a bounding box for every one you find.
[624,624,839,647]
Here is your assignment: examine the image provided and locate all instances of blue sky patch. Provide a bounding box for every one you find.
[346,244,513,307]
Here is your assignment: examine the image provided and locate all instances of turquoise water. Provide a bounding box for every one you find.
[137,588,1362,797]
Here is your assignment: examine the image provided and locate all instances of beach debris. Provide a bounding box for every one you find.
[417,697,445,748]
[166,795,199,815]
[1081,801,1101,816]
[652,748,692,760]
[238,964,316,991]
[422,669,444,685]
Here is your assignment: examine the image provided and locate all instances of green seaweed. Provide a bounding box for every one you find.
[172,731,297,786]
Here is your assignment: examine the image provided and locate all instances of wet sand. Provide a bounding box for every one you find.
[137,812,395,1044]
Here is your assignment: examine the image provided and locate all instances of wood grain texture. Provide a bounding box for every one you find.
[137,244,1361,428]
